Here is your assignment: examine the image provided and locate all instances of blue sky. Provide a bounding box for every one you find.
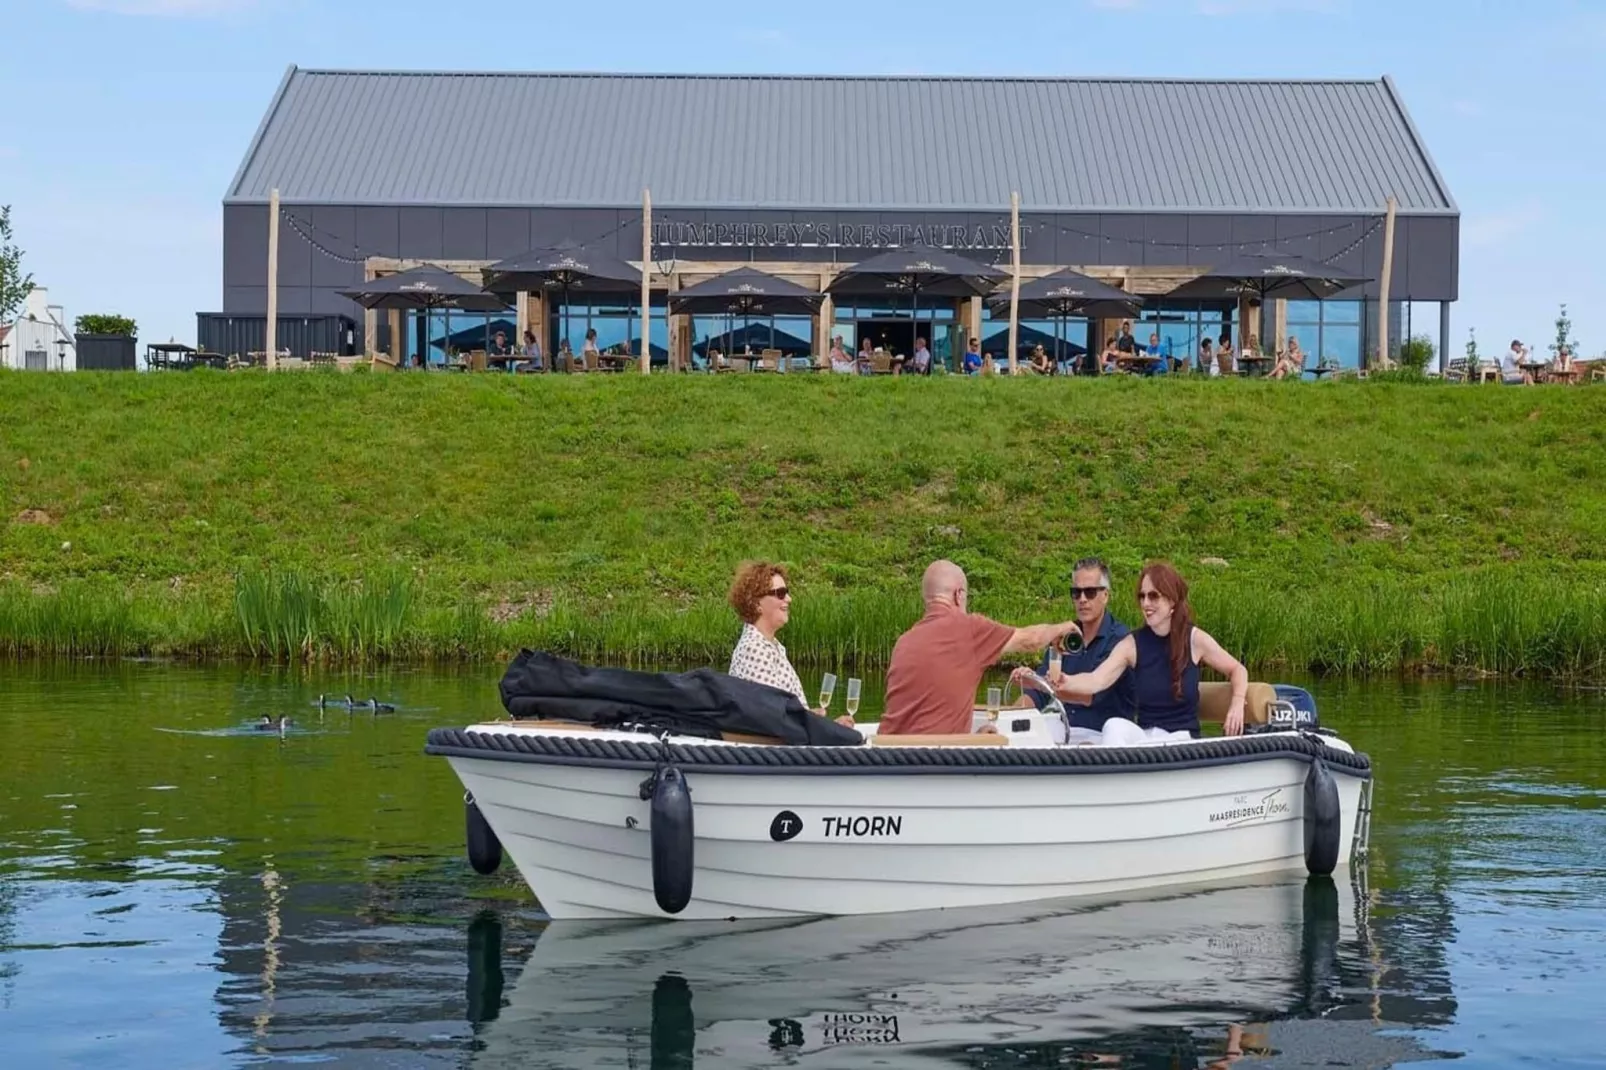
[2,0,1602,358]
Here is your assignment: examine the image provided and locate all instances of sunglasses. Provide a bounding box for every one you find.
[767,586,790,600]
[1138,590,1166,604]
[1070,586,1108,601]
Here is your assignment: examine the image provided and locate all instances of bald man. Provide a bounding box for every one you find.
[880,561,1082,736]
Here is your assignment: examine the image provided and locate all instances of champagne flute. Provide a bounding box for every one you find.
[986,686,1002,722]
[818,672,837,712]
[845,678,862,718]
[1047,642,1062,680]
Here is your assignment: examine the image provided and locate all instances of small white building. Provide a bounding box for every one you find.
[1,288,76,371]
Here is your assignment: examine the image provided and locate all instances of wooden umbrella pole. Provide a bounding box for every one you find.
[641,188,653,375]
[266,188,279,371]
[1375,195,1398,370]
[1007,191,1021,375]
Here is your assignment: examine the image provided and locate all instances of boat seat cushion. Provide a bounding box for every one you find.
[1198,681,1277,726]
[870,733,1011,747]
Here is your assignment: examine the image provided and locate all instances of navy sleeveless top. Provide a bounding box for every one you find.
[1131,625,1200,736]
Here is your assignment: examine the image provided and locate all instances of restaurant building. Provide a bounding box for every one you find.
[217,67,1458,368]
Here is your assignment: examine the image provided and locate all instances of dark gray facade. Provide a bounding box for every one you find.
[222,204,1456,317]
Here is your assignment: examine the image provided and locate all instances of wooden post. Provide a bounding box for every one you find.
[967,295,982,361]
[362,258,377,359]
[265,188,279,370]
[640,188,653,375]
[1375,195,1398,369]
[1007,191,1021,375]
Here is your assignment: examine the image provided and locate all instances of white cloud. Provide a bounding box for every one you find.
[1463,202,1545,248]
[63,0,256,15]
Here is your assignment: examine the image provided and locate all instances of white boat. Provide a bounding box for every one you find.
[427,661,1374,922]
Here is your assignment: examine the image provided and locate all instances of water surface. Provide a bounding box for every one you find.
[1,661,1603,1068]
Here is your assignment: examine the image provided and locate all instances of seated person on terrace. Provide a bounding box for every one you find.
[1144,332,1172,375]
[829,336,855,374]
[857,337,876,375]
[907,336,933,375]
[963,337,983,375]
[881,560,1082,737]
[1502,340,1532,385]
[488,330,513,357]
[1049,562,1248,739]
[1029,345,1052,375]
[1011,557,1135,741]
[1270,337,1304,380]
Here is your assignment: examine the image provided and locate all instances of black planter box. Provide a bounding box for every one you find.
[74,333,138,371]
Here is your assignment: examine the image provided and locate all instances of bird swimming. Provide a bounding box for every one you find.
[369,698,396,712]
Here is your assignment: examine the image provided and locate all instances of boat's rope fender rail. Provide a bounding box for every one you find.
[424,729,1371,777]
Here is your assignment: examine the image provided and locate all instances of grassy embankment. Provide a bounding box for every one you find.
[2,369,1604,677]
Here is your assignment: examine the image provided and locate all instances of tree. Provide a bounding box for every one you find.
[0,204,35,325]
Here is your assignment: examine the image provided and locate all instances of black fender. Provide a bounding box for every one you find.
[1303,755,1342,876]
[647,766,695,914]
[466,792,503,875]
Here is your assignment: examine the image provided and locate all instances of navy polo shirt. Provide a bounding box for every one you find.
[1027,612,1136,730]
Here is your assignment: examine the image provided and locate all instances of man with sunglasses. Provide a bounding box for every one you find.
[1011,558,1135,740]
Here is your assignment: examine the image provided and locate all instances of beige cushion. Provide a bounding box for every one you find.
[1199,681,1277,726]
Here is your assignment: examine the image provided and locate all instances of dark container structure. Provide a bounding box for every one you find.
[74,333,138,371]
[194,313,357,360]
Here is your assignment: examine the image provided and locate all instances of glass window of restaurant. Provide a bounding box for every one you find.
[833,302,961,368]
[1286,300,1363,369]
[691,314,815,361]
[549,303,669,362]
[979,306,1090,367]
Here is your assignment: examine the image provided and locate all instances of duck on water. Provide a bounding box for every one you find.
[315,695,396,712]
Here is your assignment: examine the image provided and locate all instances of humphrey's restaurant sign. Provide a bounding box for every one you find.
[652,219,1022,251]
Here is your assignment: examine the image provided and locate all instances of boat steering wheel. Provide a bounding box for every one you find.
[1003,669,1073,741]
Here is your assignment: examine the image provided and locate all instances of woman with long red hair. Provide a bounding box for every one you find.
[1049,561,1249,738]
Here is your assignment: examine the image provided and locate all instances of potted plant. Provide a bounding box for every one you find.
[74,313,138,371]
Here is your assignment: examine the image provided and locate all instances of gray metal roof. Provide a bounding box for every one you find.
[226,68,1456,214]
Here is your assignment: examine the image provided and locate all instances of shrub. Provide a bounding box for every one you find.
[75,313,137,336]
[1397,334,1434,375]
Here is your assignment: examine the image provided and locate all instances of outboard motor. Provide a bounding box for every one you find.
[465,792,503,875]
[1303,757,1342,876]
[1269,685,1319,731]
[642,765,695,914]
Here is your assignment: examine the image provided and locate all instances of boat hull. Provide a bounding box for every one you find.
[445,735,1367,920]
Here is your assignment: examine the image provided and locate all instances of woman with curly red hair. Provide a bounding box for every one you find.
[727,561,851,725]
[1049,561,1248,738]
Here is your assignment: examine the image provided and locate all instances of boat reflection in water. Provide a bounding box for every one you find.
[465,873,1456,1069]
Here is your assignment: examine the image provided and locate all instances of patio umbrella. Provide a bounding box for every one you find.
[340,264,512,313]
[987,268,1142,364]
[1164,250,1368,302]
[340,264,511,366]
[667,268,822,317]
[827,248,1006,356]
[482,239,644,355]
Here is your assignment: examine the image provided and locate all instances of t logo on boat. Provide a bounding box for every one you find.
[769,810,804,841]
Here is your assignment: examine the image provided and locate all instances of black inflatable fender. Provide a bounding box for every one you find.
[646,765,695,914]
[465,792,503,875]
[1303,755,1342,876]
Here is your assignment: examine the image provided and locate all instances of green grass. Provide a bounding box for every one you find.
[2,368,1604,676]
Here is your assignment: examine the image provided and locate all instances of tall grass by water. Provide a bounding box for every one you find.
[3,567,1603,678]
[3,371,1605,676]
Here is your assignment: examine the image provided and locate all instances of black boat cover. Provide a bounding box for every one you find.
[498,650,865,747]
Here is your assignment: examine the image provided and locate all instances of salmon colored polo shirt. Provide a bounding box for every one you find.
[880,602,1015,735]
